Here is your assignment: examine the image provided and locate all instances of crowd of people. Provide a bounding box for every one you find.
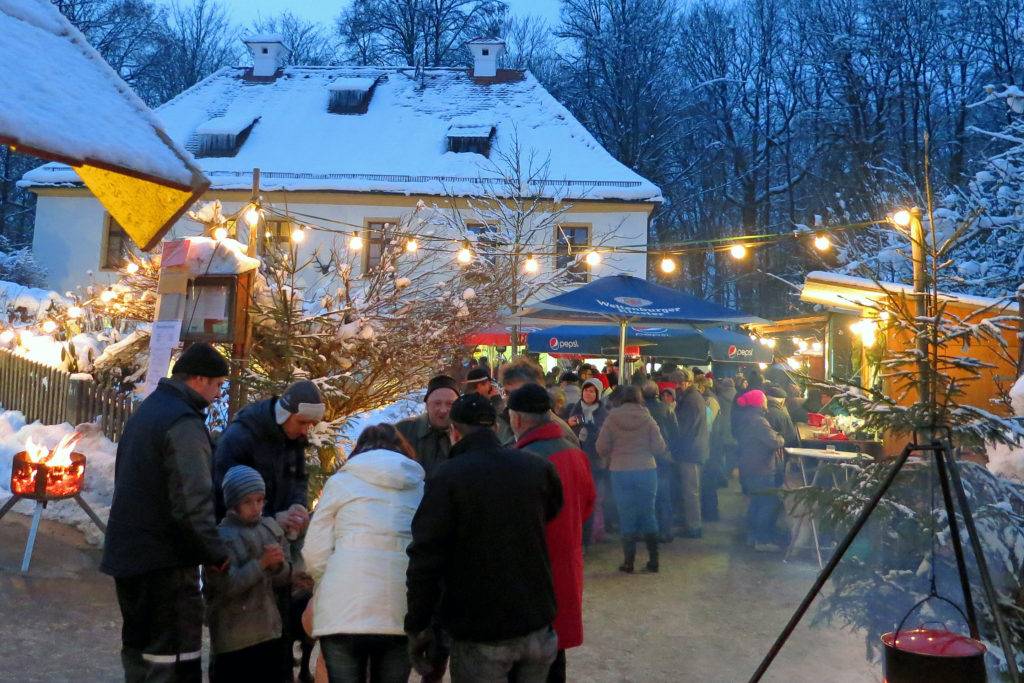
[100,341,821,683]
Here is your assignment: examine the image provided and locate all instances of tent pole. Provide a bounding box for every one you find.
[619,320,627,383]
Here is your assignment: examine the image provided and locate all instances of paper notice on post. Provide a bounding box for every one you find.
[143,320,182,397]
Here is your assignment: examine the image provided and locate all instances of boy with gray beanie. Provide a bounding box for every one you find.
[205,465,292,682]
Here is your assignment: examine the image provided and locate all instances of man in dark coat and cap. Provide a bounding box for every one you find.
[102,343,231,683]
[397,375,461,479]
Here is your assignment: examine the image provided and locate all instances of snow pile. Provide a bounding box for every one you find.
[987,375,1024,480]
[0,413,116,545]
[184,236,260,276]
[0,278,67,320]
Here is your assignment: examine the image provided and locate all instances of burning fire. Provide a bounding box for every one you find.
[23,433,83,467]
[11,432,86,499]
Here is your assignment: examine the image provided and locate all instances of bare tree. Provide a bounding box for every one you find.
[252,11,340,66]
[147,0,239,103]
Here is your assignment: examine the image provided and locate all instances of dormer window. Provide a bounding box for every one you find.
[447,123,495,156]
[195,110,259,157]
[328,76,379,114]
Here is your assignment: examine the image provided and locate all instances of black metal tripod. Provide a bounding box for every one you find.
[749,433,1020,682]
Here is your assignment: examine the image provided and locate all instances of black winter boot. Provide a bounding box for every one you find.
[619,534,637,573]
[644,533,660,572]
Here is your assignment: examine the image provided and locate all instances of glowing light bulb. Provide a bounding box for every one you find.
[244,205,261,227]
[585,250,601,267]
[758,362,768,370]
[213,226,228,241]
[813,235,831,251]
[292,226,306,243]
[766,338,777,348]
[786,357,801,370]
[523,255,539,274]
[19,329,32,343]
[811,342,823,353]
[100,289,116,303]
[406,238,419,252]
[42,320,58,334]
[66,306,82,318]
[125,262,140,274]
[730,244,747,259]
[348,235,363,251]
[265,230,272,239]
[660,257,676,274]
[0,330,14,344]
[892,210,911,227]
[457,246,473,264]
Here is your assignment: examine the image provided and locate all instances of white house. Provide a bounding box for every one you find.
[21,37,662,296]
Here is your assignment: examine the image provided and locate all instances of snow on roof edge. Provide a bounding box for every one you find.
[804,270,1019,312]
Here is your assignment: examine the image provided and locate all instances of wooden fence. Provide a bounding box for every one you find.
[0,349,135,441]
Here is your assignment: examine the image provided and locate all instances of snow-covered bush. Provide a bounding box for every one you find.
[0,236,46,288]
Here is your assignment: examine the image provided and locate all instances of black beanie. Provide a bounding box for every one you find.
[449,393,497,426]
[425,375,460,402]
[172,343,229,378]
[507,383,552,414]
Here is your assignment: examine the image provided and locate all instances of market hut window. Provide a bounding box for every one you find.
[101,214,130,270]
[555,224,590,282]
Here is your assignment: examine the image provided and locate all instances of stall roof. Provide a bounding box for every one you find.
[0,0,208,250]
[800,271,1019,314]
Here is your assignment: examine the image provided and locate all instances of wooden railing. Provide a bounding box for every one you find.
[0,349,135,441]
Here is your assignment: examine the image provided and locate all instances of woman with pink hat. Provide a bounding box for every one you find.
[732,389,786,552]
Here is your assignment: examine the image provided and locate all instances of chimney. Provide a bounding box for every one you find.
[243,34,289,78]
[466,37,505,79]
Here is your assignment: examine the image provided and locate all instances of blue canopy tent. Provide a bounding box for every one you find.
[525,325,774,363]
[516,274,769,372]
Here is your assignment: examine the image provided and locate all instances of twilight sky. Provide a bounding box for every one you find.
[219,0,562,30]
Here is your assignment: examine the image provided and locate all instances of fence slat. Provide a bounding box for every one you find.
[0,349,134,441]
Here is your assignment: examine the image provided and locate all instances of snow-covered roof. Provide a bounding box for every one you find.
[22,65,662,203]
[801,271,1019,313]
[0,0,202,190]
[243,33,286,45]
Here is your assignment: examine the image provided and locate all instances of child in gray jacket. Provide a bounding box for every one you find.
[205,465,291,683]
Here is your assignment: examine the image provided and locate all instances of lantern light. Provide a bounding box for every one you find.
[0,329,13,344]
[811,341,823,353]
[66,306,83,319]
[100,289,116,303]
[786,357,801,370]
[730,244,747,259]
[244,205,261,227]
[660,257,676,274]
[523,255,539,274]
[457,243,473,264]
[292,225,306,243]
[348,235,363,251]
[585,250,601,267]
[813,235,831,251]
[797,339,809,351]
[892,209,912,227]
[213,225,228,241]
[265,230,272,239]
[766,338,777,348]
[41,320,58,334]
[406,238,419,252]
[125,262,140,275]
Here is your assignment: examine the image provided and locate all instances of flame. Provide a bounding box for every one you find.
[22,432,83,466]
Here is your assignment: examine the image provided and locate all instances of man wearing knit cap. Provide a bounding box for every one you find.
[214,378,325,680]
[214,379,324,530]
[102,342,231,683]
[397,374,461,479]
[508,384,595,683]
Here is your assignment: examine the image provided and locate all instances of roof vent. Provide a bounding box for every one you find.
[466,37,505,79]
[243,33,289,79]
[328,76,380,114]
[447,122,496,156]
[195,108,260,157]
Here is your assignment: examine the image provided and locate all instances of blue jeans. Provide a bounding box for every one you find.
[610,469,658,535]
[742,474,783,544]
[319,633,411,683]
[449,626,557,683]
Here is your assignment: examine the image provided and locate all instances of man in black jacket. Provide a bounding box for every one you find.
[670,368,709,539]
[213,379,323,529]
[101,343,230,683]
[642,381,681,542]
[405,392,563,682]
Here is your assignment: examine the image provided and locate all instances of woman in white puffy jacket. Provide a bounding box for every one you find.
[302,423,425,683]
